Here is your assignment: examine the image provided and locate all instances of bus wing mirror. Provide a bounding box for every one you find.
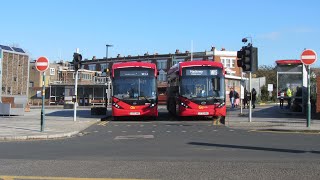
[176,71,179,75]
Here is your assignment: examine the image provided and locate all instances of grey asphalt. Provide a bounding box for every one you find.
[0,105,319,141]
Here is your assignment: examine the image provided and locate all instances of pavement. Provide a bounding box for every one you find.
[0,105,320,141]
[0,108,103,141]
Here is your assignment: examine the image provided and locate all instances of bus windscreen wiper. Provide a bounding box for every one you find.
[139,96,151,103]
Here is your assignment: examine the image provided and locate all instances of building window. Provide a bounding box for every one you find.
[29,82,34,87]
[81,73,92,80]
[158,70,167,82]
[100,63,109,71]
[88,64,96,71]
[172,58,184,66]
[73,73,81,79]
[157,60,167,70]
[221,57,236,68]
[50,68,55,75]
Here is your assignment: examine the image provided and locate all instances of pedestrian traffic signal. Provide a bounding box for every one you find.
[236,45,258,72]
[73,53,82,71]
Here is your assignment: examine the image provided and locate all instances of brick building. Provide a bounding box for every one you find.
[0,45,29,113]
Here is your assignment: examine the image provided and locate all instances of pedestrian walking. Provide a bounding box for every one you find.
[252,88,257,109]
[243,89,249,109]
[229,88,235,108]
[279,90,285,108]
[234,90,240,108]
[286,87,292,109]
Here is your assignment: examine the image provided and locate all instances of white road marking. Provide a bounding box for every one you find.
[122,131,127,133]
[166,131,171,133]
[182,131,187,133]
[137,131,141,133]
[152,131,156,133]
[108,131,112,133]
[114,135,154,140]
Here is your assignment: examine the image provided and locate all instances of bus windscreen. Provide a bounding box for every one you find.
[181,67,225,100]
[113,68,157,100]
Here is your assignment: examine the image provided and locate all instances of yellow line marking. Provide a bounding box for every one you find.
[0,175,151,180]
[98,121,110,126]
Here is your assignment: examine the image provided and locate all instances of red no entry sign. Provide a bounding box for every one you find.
[301,49,317,65]
[36,57,49,72]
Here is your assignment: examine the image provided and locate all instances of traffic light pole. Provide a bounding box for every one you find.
[249,72,252,122]
[240,69,243,115]
[73,48,79,122]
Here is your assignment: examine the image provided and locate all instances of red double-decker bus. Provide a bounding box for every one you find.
[167,61,226,121]
[111,62,158,119]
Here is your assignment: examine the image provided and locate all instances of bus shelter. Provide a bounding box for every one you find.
[276,60,307,113]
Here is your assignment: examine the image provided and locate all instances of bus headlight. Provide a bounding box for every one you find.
[217,102,225,108]
[180,102,189,108]
[112,102,121,109]
[149,103,155,108]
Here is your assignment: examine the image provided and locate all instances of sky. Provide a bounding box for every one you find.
[0,0,319,67]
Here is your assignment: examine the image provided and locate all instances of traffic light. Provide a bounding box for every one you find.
[73,53,82,71]
[236,45,258,72]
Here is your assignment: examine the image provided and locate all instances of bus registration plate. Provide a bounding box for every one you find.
[198,112,209,115]
[130,112,140,115]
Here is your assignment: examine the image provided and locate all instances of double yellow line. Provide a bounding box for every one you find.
[97,121,110,126]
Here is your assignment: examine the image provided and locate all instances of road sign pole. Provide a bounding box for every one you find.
[41,72,46,132]
[300,49,317,127]
[307,65,311,127]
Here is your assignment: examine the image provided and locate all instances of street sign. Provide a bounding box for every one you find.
[268,84,273,91]
[36,57,49,72]
[301,49,317,65]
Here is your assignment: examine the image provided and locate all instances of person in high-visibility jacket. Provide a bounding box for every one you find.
[286,87,292,108]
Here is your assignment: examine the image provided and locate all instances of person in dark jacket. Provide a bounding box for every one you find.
[252,88,257,109]
[243,88,249,109]
[229,88,235,108]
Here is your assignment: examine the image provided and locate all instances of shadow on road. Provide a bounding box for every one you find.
[188,142,320,154]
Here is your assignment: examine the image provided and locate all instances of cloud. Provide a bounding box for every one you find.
[257,32,281,41]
